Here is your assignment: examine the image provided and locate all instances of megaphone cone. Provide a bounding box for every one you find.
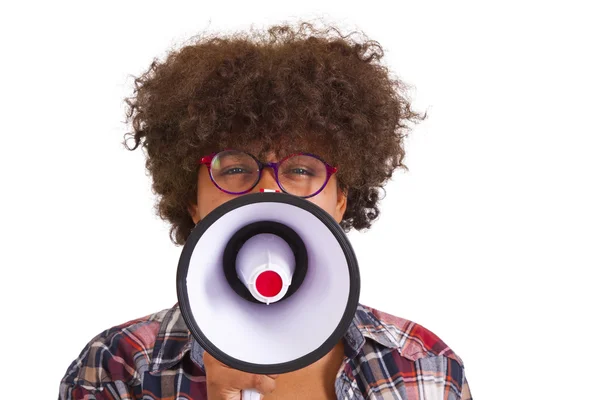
[176,192,360,379]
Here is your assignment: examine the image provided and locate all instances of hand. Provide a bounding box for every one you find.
[203,351,280,400]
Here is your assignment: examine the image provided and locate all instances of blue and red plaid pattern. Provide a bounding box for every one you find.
[59,303,471,399]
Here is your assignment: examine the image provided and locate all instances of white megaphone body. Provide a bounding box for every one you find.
[176,191,361,400]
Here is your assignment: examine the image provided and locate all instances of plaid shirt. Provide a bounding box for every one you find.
[59,303,472,399]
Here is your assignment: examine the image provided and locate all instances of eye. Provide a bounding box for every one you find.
[290,168,313,176]
[223,167,249,175]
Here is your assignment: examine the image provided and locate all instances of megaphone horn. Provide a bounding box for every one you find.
[176,191,360,398]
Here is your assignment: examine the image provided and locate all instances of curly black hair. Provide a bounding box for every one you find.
[124,21,426,245]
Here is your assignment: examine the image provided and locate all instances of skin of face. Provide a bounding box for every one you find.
[187,148,347,225]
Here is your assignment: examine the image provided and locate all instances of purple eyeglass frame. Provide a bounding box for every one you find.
[198,149,338,199]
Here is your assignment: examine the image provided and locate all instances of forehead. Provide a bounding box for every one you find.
[233,136,331,161]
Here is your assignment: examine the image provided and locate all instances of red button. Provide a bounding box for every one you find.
[255,270,283,297]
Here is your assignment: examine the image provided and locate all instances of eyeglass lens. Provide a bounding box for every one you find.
[210,150,328,197]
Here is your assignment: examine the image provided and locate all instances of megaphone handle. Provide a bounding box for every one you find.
[242,389,261,400]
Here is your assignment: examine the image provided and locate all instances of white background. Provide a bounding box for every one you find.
[1,1,598,399]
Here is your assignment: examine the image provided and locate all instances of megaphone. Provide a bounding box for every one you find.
[176,191,360,399]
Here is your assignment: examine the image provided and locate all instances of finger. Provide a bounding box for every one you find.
[204,353,278,394]
[237,373,278,394]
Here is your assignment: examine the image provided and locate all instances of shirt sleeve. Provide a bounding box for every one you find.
[58,318,155,400]
[461,373,473,400]
[59,380,135,400]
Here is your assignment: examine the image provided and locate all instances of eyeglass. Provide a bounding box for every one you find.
[198,149,338,198]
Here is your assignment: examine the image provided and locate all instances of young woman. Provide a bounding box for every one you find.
[59,22,471,400]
